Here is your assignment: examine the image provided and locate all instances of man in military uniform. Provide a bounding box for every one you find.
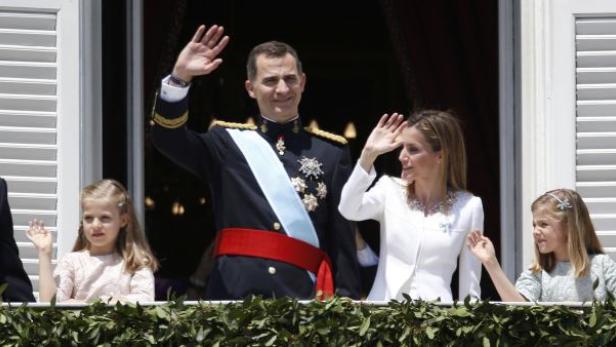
[151,24,360,299]
[0,177,35,302]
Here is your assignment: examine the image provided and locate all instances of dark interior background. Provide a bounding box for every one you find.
[102,0,500,300]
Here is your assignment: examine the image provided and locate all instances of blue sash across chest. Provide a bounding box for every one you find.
[226,128,320,248]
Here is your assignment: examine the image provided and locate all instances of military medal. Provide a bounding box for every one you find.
[292,120,300,134]
[291,177,307,193]
[298,157,323,180]
[275,136,286,155]
[316,182,327,200]
[302,193,318,212]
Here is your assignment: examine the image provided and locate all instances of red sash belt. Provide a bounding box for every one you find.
[213,228,334,300]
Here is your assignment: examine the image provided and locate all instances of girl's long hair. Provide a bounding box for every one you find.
[530,189,602,277]
[73,179,158,273]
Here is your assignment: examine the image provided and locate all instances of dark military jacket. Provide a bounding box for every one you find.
[151,95,360,300]
[0,178,35,302]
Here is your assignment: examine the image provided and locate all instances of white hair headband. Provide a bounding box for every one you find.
[547,192,572,210]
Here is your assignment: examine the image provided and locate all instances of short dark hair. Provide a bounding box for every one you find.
[246,41,303,81]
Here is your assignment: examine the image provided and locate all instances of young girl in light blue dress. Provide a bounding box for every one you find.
[467,188,616,302]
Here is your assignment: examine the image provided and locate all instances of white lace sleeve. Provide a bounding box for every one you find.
[515,269,541,301]
[53,254,76,302]
[121,267,155,303]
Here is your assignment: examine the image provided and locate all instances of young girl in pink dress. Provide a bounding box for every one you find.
[28,179,158,303]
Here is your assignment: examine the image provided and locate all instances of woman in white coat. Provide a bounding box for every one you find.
[339,110,483,302]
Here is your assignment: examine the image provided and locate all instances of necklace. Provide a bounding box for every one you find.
[408,190,457,215]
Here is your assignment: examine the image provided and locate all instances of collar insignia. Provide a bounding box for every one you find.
[275,136,286,155]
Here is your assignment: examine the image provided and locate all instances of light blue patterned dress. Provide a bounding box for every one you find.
[515,254,616,302]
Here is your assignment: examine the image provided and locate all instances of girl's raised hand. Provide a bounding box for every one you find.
[26,219,53,255]
[466,230,496,264]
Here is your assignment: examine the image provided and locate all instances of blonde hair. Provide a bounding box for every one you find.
[529,189,602,277]
[405,109,467,202]
[73,179,158,273]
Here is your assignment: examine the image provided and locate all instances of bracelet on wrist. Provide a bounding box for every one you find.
[169,74,191,87]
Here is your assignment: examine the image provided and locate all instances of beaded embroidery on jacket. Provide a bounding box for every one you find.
[407,190,457,216]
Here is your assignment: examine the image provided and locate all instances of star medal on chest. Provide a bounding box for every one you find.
[275,135,286,156]
[298,156,324,180]
[296,156,327,212]
[302,193,319,212]
[291,176,307,193]
[316,182,327,199]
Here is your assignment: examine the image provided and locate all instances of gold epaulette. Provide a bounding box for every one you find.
[304,126,348,145]
[152,112,188,129]
[209,120,257,130]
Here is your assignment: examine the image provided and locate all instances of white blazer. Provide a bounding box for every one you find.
[339,164,483,302]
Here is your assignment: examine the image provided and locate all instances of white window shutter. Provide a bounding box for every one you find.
[575,17,616,257]
[0,1,81,298]
[0,10,58,294]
